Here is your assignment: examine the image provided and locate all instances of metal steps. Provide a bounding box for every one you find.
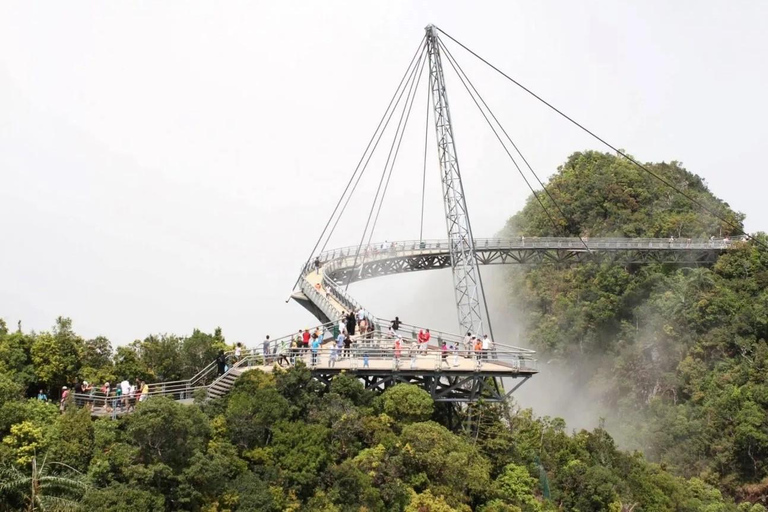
[206,368,243,399]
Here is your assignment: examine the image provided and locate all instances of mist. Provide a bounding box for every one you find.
[348,263,613,435]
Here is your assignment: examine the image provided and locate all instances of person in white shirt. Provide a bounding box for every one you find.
[482,334,492,360]
[120,379,130,410]
[463,332,472,358]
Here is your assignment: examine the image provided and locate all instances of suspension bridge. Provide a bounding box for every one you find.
[76,25,751,415]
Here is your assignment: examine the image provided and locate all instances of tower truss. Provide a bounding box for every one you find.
[425,25,487,336]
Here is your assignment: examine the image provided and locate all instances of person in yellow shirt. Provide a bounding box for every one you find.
[139,380,149,402]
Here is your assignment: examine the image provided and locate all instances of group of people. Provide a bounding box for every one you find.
[56,378,150,414]
[216,310,497,373]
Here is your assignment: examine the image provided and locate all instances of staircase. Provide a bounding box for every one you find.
[207,367,243,399]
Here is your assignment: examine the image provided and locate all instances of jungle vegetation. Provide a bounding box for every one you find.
[1,150,766,510]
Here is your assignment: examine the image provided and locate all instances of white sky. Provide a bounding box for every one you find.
[2,1,767,347]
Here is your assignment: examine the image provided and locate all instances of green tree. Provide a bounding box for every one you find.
[124,397,210,472]
[30,318,84,393]
[379,384,434,424]
[494,463,542,512]
[78,483,164,512]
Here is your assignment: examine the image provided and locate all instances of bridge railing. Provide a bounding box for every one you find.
[314,237,739,265]
[232,344,536,372]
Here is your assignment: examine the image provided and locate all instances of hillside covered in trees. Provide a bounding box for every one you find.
[502,150,768,504]
[1,150,767,511]
[0,325,756,511]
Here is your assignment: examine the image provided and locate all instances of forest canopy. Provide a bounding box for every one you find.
[2,150,767,510]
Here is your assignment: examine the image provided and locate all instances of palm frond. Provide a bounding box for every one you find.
[39,476,88,488]
[39,494,82,512]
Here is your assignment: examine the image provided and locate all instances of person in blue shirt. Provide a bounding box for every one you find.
[37,389,47,401]
[311,336,321,366]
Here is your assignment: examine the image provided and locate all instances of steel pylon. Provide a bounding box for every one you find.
[425,25,486,336]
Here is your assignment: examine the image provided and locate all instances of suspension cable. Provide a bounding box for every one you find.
[436,26,763,249]
[289,36,427,293]
[437,39,565,240]
[420,67,431,241]
[321,63,418,257]
[439,38,590,252]
[345,45,428,291]
[366,50,428,249]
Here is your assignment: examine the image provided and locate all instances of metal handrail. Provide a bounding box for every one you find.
[312,236,740,264]
[234,345,537,371]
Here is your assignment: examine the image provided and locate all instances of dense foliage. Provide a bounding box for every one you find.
[0,326,756,511]
[1,150,766,510]
[503,150,768,504]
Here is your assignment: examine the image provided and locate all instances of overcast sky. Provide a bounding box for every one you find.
[2,1,767,348]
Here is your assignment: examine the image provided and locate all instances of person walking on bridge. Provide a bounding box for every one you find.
[262,336,271,363]
[482,334,494,360]
[336,330,346,359]
[346,311,357,336]
[440,341,450,368]
[390,316,402,336]
[463,332,472,358]
[216,350,227,376]
[311,335,320,367]
[409,339,419,369]
[313,256,321,275]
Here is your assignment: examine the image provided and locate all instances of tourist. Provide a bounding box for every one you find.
[452,341,459,367]
[463,332,472,357]
[314,256,321,275]
[60,386,69,412]
[120,378,131,410]
[343,331,352,359]
[73,380,83,407]
[363,352,370,368]
[440,341,449,368]
[262,336,271,363]
[393,338,402,369]
[346,311,357,336]
[359,317,368,336]
[82,381,94,411]
[101,381,111,411]
[474,337,483,365]
[390,316,402,333]
[409,339,418,369]
[336,330,345,359]
[483,334,494,360]
[217,350,227,376]
[139,380,149,402]
[418,329,429,353]
[302,329,311,349]
[329,342,338,367]
[311,335,321,366]
[37,389,47,401]
[134,380,142,403]
[234,342,242,362]
[289,336,299,365]
[280,337,291,366]
[275,338,290,367]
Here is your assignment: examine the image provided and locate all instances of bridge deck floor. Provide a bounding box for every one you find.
[241,355,537,375]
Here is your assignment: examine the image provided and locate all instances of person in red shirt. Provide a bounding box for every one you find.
[302,329,311,348]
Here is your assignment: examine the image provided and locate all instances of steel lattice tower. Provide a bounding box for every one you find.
[426,25,486,336]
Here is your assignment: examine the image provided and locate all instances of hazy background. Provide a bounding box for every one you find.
[2,0,766,406]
